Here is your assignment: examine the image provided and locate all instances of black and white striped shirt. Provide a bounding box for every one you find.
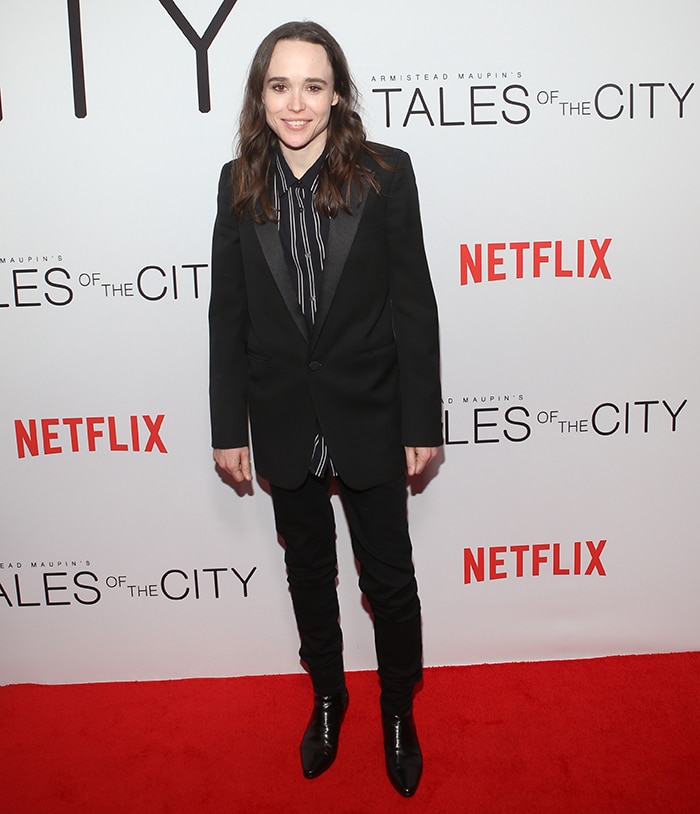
[273,151,335,477]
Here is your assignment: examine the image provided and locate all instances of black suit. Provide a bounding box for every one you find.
[209,144,441,713]
[209,144,442,490]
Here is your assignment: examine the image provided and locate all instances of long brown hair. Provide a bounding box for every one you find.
[231,21,384,222]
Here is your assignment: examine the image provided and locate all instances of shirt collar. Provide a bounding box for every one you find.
[275,149,327,195]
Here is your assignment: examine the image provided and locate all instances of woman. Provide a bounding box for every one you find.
[209,20,441,797]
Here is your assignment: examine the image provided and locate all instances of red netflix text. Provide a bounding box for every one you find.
[464,540,607,583]
[459,239,612,284]
[14,414,167,458]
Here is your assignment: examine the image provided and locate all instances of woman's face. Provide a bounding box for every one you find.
[262,39,339,172]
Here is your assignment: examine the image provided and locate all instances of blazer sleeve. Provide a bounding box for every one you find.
[208,162,250,449]
[384,149,443,447]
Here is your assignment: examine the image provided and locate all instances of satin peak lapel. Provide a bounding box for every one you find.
[313,184,368,342]
[253,218,310,341]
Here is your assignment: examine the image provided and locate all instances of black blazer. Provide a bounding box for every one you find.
[209,144,442,490]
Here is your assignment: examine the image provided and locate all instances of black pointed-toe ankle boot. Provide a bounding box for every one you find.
[382,711,423,797]
[300,689,349,778]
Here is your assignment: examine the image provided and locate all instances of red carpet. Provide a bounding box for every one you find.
[1,653,698,813]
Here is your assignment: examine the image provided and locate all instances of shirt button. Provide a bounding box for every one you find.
[308,361,322,372]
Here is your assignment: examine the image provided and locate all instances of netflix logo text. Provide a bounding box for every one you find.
[459,239,612,285]
[464,540,607,584]
[14,414,167,459]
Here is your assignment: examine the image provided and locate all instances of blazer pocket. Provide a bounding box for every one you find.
[352,342,398,362]
[246,349,271,362]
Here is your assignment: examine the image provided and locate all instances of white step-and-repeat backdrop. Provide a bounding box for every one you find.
[2,1,698,684]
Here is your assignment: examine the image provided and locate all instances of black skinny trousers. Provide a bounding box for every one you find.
[270,472,422,717]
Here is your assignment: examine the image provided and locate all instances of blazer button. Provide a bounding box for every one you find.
[308,361,322,372]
